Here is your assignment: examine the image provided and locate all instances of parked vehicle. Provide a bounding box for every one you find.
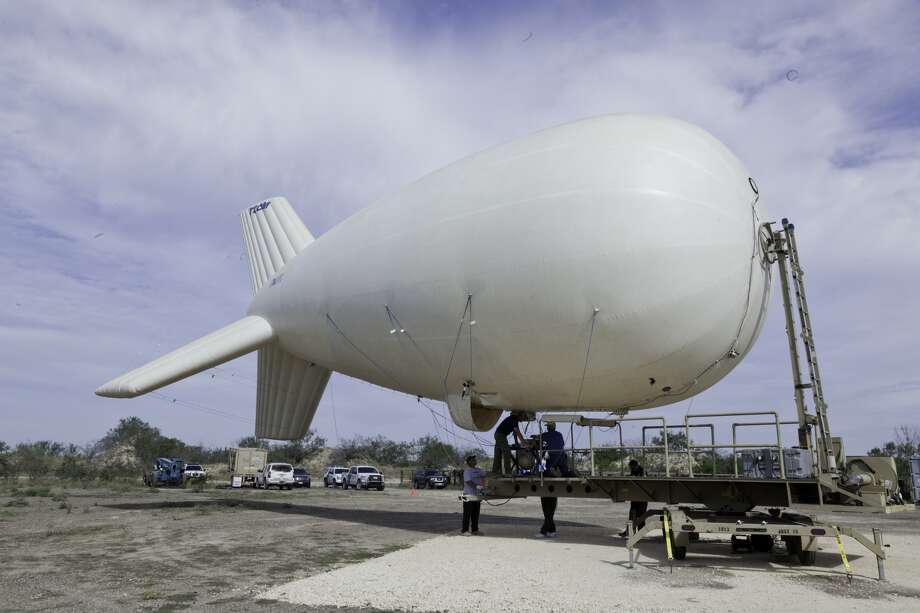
[256,463,295,489]
[293,467,311,488]
[343,466,385,491]
[143,458,185,487]
[228,447,268,487]
[323,466,348,487]
[413,468,448,489]
[183,464,207,480]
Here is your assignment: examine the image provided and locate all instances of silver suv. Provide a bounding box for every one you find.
[343,466,385,491]
[323,466,348,487]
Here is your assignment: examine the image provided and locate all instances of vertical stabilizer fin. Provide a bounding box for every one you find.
[240,197,314,293]
[255,343,331,440]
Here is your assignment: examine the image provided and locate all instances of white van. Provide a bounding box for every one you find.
[256,463,295,490]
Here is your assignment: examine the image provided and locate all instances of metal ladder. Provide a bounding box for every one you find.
[772,218,837,475]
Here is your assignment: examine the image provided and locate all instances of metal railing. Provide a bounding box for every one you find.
[515,410,813,483]
[731,419,799,477]
[684,411,786,478]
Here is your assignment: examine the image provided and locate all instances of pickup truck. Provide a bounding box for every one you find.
[343,465,385,491]
[323,466,348,487]
[183,464,207,480]
[413,468,448,489]
[292,467,311,488]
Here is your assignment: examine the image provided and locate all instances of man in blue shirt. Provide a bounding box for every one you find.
[540,421,567,476]
[536,421,568,538]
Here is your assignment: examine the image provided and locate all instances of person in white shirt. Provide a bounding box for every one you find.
[461,454,486,535]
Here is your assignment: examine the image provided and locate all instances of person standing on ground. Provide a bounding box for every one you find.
[536,421,567,538]
[493,411,526,474]
[620,458,648,537]
[462,454,486,536]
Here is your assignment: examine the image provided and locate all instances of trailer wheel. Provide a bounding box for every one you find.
[673,545,687,560]
[752,535,774,552]
[731,535,746,553]
[797,549,816,566]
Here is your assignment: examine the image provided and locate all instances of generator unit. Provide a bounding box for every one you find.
[739,447,813,479]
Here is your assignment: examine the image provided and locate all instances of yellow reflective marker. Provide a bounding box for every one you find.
[663,510,673,561]
[833,525,852,576]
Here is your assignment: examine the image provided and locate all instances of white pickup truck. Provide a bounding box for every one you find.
[343,465,385,491]
[183,464,207,480]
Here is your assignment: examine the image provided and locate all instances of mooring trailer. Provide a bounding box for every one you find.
[484,220,914,580]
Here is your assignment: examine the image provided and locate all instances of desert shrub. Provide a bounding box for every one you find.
[14,441,65,479]
[869,425,920,479]
[98,461,136,482]
[0,441,11,478]
[57,454,96,482]
[268,431,326,465]
[13,486,52,497]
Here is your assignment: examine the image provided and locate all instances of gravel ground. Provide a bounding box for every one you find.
[263,529,920,613]
[2,484,919,612]
[262,495,920,613]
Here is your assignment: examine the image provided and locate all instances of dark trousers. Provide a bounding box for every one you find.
[462,500,481,532]
[540,497,557,534]
[492,434,513,474]
[629,501,648,531]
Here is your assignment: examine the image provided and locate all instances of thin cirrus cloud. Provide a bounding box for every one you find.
[1,1,918,453]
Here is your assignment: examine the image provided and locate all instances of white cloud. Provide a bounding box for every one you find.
[1,1,918,453]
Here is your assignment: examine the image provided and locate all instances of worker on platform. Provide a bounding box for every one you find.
[540,421,568,476]
[536,421,567,538]
[492,411,526,475]
[461,454,486,536]
[620,458,648,537]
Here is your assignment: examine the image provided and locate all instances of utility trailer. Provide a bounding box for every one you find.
[484,219,913,580]
[228,447,268,487]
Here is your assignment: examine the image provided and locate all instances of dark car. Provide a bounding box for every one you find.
[292,467,311,488]
[413,468,449,489]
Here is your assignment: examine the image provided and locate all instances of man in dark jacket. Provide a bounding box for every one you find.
[492,411,525,474]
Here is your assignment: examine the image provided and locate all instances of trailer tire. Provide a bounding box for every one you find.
[798,549,816,566]
[752,535,774,552]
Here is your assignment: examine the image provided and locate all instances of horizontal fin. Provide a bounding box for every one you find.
[95,316,275,398]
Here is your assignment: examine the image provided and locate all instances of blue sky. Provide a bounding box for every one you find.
[1,1,918,454]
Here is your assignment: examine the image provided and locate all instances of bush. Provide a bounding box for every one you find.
[14,441,64,479]
[12,486,52,497]
[96,461,138,483]
[58,454,96,481]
